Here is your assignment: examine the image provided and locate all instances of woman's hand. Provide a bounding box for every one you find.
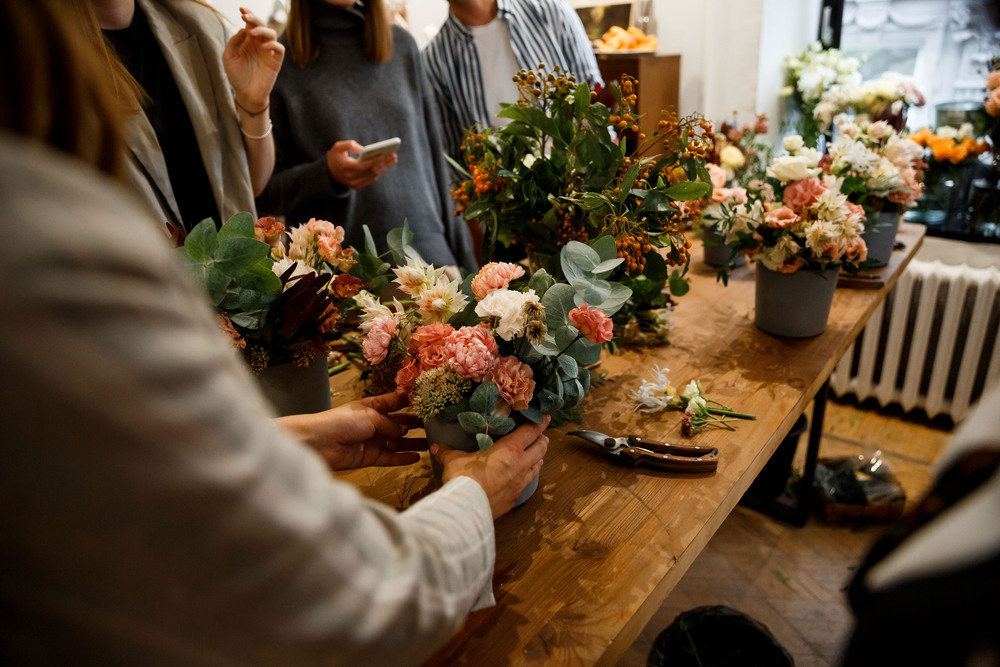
[276,392,425,471]
[223,7,284,113]
[326,140,398,190]
[432,416,550,519]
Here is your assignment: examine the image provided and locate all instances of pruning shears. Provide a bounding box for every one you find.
[567,429,718,473]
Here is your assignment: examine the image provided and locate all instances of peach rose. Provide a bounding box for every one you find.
[985,87,1000,117]
[394,358,422,396]
[782,178,827,213]
[485,355,536,411]
[305,218,343,240]
[776,256,805,273]
[569,302,614,344]
[986,70,1000,91]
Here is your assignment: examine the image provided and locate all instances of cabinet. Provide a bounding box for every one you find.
[594,53,680,144]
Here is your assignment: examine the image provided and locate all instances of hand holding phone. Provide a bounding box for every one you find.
[358,137,401,161]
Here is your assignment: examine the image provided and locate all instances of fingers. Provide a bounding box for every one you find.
[499,415,551,451]
[360,391,409,415]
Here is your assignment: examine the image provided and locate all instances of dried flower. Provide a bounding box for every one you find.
[411,366,472,420]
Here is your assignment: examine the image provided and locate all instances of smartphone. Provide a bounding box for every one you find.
[358,137,401,161]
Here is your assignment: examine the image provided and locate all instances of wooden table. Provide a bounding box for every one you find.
[333,223,925,666]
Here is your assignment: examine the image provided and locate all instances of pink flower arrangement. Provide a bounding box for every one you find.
[356,245,632,442]
[712,135,872,275]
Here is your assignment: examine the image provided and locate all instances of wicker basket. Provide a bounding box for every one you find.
[813,484,906,524]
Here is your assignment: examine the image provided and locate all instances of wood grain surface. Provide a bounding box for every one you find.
[332,223,925,666]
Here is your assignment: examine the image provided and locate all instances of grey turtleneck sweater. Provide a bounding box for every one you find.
[257,3,476,271]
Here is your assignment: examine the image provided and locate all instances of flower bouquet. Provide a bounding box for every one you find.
[781,41,863,149]
[357,238,631,451]
[815,71,925,135]
[966,60,1000,236]
[823,120,925,264]
[710,136,872,336]
[449,66,713,345]
[906,124,989,225]
[706,113,774,187]
[178,213,400,412]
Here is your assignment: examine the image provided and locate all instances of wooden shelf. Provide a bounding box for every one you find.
[595,52,680,140]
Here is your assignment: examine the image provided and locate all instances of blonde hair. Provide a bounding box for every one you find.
[0,0,128,177]
[287,0,393,68]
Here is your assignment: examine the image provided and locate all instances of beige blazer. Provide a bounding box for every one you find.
[125,0,256,232]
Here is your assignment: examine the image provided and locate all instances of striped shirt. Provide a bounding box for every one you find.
[422,0,604,161]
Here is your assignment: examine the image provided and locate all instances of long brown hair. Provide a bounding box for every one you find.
[0,0,128,177]
[287,0,393,68]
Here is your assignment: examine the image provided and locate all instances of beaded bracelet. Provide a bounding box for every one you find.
[240,119,272,140]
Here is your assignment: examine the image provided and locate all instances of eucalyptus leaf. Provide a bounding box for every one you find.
[486,415,516,436]
[386,221,416,266]
[214,238,270,275]
[204,265,230,306]
[519,407,545,424]
[217,211,255,241]
[557,354,579,378]
[475,433,494,451]
[183,218,219,262]
[590,235,619,262]
[458,411,488,433]
[470,381,500,414]
[568,276,611,306]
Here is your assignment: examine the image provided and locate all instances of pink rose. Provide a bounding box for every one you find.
[394,358,422,396]
[568,302,614,344]
[305,218,343,241]
[443,324,498,381]
[713,186,747,204]
[763,206,799,228]
[484,356,536,411]
[782,178,827,213]
[254,216,285,246]
[471,262,525,300]
[410,321,454,369]
[707,163,727,189]
[317,235,344,262]
[362,315,398,365]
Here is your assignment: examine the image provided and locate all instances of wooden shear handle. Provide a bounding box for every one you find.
[629,435,718,457]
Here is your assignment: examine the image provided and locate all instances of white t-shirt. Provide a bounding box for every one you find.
[469,18,520,127]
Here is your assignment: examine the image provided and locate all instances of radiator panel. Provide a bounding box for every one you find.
[831,259,1000,422]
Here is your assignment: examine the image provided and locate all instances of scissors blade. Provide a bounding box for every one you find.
[566,429,626,452]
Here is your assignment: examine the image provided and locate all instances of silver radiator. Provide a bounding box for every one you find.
[830,259,1000,421]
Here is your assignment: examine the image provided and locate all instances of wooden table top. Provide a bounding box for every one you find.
[333,223,925,666]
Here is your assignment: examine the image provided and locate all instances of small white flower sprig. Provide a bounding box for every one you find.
[630,366,755,436]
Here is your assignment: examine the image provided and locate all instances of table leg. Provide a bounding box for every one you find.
[738,380,829,527]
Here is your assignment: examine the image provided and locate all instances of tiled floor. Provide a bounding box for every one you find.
[618,394,955,667]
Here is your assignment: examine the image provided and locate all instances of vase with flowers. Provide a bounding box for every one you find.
[781,41,863,149]
[448,66,712,347]
[179,212,391,415]
[823,120,926,265]
[356,239,631,505]
[712,135,872,337]
[906,124,990,228]
[966,59,1000,238]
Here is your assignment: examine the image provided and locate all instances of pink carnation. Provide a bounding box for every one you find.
[394,358,422,396]
[568,302,614,344]
[410,321,455,370]
[485,355,536,411]
[471,262,525,300]
[443,324,498,381]
[362,315,398,365]
[763,206,799,228]
[782,178,827,213]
